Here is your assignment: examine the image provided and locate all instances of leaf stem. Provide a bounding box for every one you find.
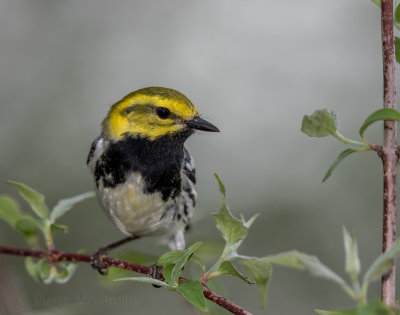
[332,131,369,148]
[205,271,222,281]
[350,274,362,300]
[207,259,222,275]
[44,220,55,251]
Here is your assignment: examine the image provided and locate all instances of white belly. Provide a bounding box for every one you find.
[96,173,176,236]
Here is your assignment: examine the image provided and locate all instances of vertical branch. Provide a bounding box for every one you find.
[380,0,397,306]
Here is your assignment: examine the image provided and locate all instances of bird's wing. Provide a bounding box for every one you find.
[183,147,196,185]
[87,136,105,173]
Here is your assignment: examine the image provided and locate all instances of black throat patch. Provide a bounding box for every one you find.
[94,130,192,201]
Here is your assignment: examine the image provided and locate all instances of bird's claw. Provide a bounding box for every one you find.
[147,264,164,288]
[90,249,109,275]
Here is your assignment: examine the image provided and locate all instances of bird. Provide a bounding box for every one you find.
[87,87,219,274]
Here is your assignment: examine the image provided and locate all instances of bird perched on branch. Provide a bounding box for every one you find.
[87,87,219,274]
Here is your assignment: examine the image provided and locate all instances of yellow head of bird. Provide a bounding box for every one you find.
[102,87,219,140]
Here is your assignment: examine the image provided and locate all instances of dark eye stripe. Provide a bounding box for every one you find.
[124,104,180,121]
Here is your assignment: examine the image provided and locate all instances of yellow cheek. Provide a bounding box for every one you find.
[108,112,129,139]
[130,123,184,140]
[126,112,182,140]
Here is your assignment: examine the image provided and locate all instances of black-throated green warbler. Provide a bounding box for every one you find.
[87,87,219,273]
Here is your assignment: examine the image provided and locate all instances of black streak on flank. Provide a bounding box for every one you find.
[183,185,197,207]
[94,130,193,201]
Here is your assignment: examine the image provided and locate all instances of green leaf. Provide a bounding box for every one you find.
[7,181,49,219]
[297,253,349,288]
[158,249,185,266]
[259,251,356,298]
[214,173,226,197]
[177,280,208,312]
[24,234,40,248]
[322,149,358,182]
[170,242,202,285]
[213,202,247,259]
[343,227,360,277]
[395,37,400,63]
[0,195,21,227]
[261,250,306,269]
[114,276,173,288]
[359,108,400,142]
[315,299,392,315]
[189,254,206,272]
[239,249,353,301]
[240,257,272,308]
[363,239,400,286]
[301,109,338,138]
[55,262,78,284]
[158,250,205,273]
[370,0,381,8]
[15,216,42,248]
[15,217,41,234]
[395,5,400,30]
[216,260,254,284]
[242,213,259,229]
[212,175,259,263]
[195,239,225,263]
[162,264,174,285]
[158,246,206,270]
[25,257,37,279]
[213,202,248,259]
[41,265,55,285]
[50,191,95,223]
[50,223,68,233]
[26,259,58,285]
[30,258,52,284]
[213,176,249,259]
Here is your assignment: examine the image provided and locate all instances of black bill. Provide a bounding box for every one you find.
[185,116,220,132]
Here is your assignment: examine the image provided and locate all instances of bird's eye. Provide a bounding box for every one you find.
[155,107,171,119]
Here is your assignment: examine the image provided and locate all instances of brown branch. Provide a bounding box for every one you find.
[380,0,397,306]
[0,245,252,315]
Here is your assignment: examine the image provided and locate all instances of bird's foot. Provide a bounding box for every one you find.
[90,236,140,275]
[147,264,164,288]
[90,248,109,275]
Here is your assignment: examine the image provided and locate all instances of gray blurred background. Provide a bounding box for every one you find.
[1,0,399,314]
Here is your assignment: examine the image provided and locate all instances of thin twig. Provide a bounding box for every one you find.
[380,0,397,306]
[0,245,252,315]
